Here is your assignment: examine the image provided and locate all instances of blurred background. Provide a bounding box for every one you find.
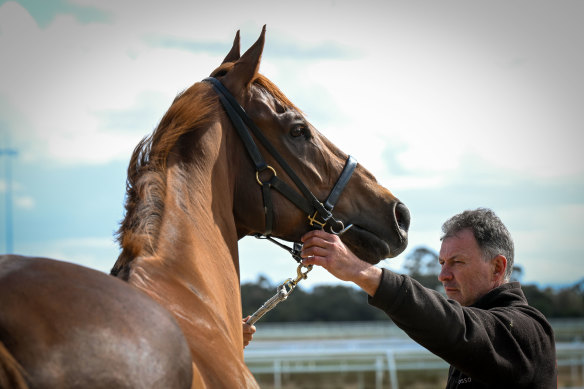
[1,0,583,387]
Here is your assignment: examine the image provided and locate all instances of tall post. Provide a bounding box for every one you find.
[0,147,18,253]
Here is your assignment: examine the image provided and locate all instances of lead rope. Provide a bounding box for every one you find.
[246,231,350,325]
[246,262,313,325]
[246,236,310,325]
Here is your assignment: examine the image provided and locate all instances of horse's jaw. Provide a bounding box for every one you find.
[339,201,410,264]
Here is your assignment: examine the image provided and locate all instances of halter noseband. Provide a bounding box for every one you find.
[204,77,357,241]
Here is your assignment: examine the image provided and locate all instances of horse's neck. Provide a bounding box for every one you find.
[125,136,247,376]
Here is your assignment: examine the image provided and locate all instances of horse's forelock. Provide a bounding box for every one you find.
[253,74,299,113]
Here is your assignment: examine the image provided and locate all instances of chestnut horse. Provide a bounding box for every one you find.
[0,27,409,388]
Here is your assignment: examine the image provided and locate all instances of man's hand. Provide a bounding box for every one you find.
[300,229,382,296]
[242,316,256,348]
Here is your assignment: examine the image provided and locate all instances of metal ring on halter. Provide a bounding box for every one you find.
[329,221,354,235]
[255,165,277,186]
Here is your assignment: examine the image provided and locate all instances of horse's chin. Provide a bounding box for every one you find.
[341,224,406,264]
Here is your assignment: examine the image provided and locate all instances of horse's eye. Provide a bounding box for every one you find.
[290,125,306,138]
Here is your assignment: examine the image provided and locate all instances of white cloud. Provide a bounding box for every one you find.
[14,195,35,210]
[2,0,582,178]
[0,180,33,209]
[1,0,583,288]
[0,1,223,165]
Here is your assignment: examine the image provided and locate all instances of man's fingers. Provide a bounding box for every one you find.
[301,236,327,250]
[301,251,331,267]
[300,230,343,270]
[242,316,256,335]
[301,243,324,257]
[243,325,256,334]
[302,256,322,267]
[301,229,322,242]
[301,229,335,242]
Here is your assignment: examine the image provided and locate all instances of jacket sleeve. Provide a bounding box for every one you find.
[368,268,556,385]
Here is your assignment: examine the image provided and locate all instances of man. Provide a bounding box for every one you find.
[300,208,557,388]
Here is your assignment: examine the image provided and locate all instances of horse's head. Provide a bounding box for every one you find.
[209,27,409,263]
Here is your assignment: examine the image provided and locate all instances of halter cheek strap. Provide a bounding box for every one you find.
[204,77,356,238]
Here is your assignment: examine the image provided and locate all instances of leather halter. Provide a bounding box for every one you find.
[204,77,357,238]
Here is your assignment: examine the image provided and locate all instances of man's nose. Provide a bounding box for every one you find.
[438,266,452,282]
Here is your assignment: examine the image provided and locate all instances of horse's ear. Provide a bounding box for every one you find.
[222,30,240,64]
[223,25,265,94]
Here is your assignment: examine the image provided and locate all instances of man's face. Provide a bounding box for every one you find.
[438,228,496,306]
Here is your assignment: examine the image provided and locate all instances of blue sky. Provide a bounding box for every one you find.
[1,0,583,289]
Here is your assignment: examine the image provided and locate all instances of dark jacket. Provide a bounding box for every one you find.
[368,269,557,388]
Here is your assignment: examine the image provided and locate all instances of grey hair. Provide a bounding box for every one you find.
[441,208,514,281]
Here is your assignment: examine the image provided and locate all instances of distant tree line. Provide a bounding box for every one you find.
[241,246,584,322]
[241,275,388,322]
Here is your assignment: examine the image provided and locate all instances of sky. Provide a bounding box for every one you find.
[0,0,583,291]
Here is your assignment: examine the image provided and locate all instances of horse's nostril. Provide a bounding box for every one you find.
[395,203,411,232]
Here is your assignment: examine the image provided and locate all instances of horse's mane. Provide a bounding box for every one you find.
[111,82,217,276]
[111,74,295,277]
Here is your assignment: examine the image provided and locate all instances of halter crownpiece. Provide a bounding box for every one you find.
[204,77,357,238]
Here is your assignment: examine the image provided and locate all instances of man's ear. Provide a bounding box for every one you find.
[492,254,508,283]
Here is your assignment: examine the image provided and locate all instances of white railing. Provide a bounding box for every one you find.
[244,321,584,389]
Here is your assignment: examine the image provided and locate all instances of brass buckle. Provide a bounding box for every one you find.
[307,210,327,228]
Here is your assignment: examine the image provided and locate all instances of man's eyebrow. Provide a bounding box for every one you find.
[439,255,463,262]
